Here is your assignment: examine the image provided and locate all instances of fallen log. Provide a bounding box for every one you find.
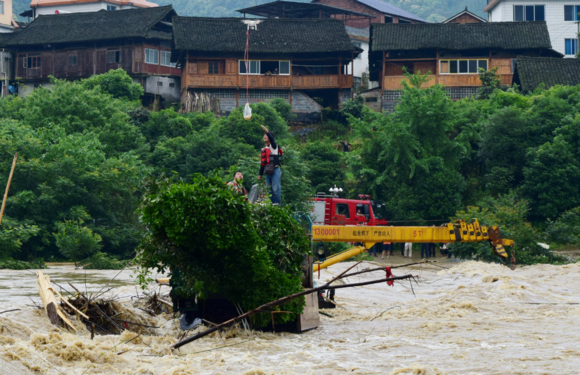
[37,270,77,331]
[172,272,412,349]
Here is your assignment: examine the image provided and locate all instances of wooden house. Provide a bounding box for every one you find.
[3,6,181,102]
[514,56,580,92]
[172,17,361,121]
[443,7,486,24]
[369,21,562,111]
[311,0,426,28]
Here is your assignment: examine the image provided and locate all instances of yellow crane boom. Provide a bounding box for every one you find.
[312,219,514,271]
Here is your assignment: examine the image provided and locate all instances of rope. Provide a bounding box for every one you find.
[244,28,250,105]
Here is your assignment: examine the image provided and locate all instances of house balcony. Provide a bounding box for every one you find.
[184,74,353,90]
[383,74,513,90]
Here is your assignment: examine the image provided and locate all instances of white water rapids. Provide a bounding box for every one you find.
[1,259,580,374]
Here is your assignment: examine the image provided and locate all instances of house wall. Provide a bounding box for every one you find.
[348,38,370,89]
[0,0,13,27]
[448,13,485,24]
[140,75,181,102]
[488,0,575,57]
[186,89,323,119]
[315,0,420,27]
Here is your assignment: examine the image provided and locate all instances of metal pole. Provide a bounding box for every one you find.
[0,153,18,226]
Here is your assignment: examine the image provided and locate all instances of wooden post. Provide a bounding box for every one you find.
[338,58,342,108]
[235,90,239,108]
[0,153,17,226]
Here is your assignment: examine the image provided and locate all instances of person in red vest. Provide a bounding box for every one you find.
[257,125,283,204]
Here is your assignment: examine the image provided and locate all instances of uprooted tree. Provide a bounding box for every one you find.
[136,173,311,328]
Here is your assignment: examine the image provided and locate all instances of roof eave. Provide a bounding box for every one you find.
[483,0,502,13]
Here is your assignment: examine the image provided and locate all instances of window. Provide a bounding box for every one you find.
[160,51,176,67]
[566,39,578,55]
[69,55,77,66]
[440,59,488,74]
[365,97,378,102]
[513,5,544,21]
[208,61,219,74]
[279,61,290,75]
[238,60,290,75]
[335,204,350,218]
[0,1,4,15]
[107,50,121,63]
[106,5,117,10]
[157,81,163,86]
[353,42,362,59]
[25,55,41,68]
[145,48,159,65]
[239,60,260,74]
[169,82,175,88]
[565,5,580,21]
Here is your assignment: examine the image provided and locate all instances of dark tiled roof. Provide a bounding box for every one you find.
[4,6,175,47]
[355,0,426,22]
[371,22,555,52]
[173,17,359,54]
[0,32,16,47]
[515,56,580,91]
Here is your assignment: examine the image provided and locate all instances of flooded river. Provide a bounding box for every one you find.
[1,259,580,374]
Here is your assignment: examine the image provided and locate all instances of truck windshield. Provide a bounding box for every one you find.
[371,202,387,220]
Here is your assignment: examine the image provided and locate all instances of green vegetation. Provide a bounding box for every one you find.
[1,67,579,271]
[137,173,310,327]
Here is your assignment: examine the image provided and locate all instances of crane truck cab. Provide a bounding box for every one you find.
[311,194,389,226]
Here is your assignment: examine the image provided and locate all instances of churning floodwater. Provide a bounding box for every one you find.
[1,259,580,374]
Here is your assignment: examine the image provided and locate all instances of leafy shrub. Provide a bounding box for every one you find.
[137,173,310,327]
[80,252,129,270]
[545,207,580,245]
[269,98,296,123]
[0,258,45,270]
[54,219,103,263]
[82,68,144,101]
[450,193,563,265]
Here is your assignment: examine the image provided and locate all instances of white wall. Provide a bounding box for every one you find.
[35,1,138,17]
[488,0,578,57]
[141,76,181,103]
[346,39,370,90]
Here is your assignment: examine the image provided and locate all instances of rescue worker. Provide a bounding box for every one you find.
[258,125,283,204]
[227,171,247,197]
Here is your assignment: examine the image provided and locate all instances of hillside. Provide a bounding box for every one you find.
[13,0,488,22]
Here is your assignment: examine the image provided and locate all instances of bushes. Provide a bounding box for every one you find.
[137,174,310,327]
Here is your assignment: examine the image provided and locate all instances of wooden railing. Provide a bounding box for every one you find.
[383,74,513,90]
[185,74,353,89]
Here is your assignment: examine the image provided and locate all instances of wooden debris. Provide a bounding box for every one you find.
[37,271,77,331]
[180,91,221,114]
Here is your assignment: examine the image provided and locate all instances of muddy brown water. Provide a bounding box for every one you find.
[1,258,580,374]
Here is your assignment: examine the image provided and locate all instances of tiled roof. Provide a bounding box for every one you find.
[30,0,158,8]
[4,6,175,46]
[355,0,426,22]
[173,17,360,54]
[371,21,556,52]
[515,56,580,91]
